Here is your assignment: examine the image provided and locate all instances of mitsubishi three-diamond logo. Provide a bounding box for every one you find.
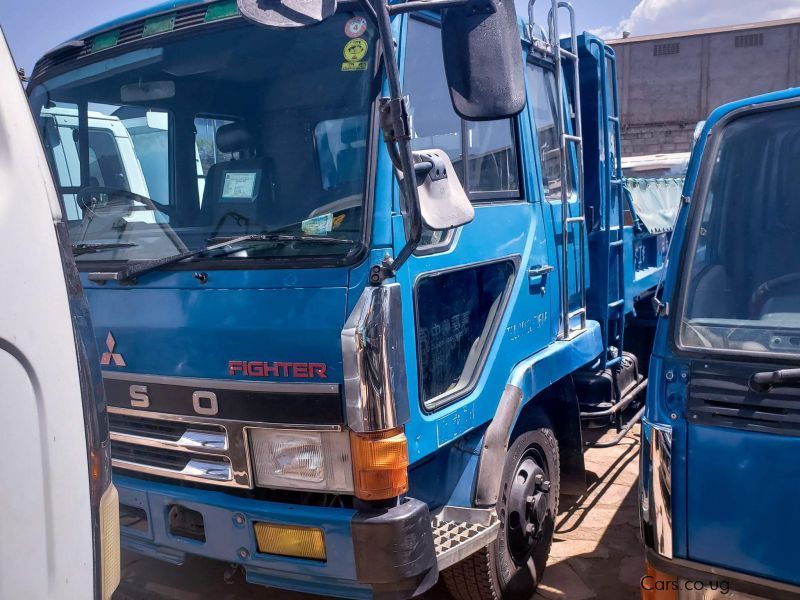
[100,332,126,367]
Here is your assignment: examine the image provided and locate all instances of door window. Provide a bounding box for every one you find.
[678,105,800,356]
[404,17,521,201]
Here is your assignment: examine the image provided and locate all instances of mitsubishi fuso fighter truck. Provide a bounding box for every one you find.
[640,89,800,599]
[28,0,678,597]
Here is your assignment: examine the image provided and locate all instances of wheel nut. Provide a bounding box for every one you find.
[540,480,551,493]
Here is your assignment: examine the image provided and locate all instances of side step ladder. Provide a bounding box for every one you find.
[432,507,499,570]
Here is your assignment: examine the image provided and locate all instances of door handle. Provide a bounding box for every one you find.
[529,265,554,278]
[528,264,554,290]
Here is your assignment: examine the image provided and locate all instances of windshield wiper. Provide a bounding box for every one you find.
[750,368,800,392]
[87,234,353,283]
[209,233,354,249]
[72,242,138,256]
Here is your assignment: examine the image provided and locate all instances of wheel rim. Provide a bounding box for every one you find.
[504,446,552,566]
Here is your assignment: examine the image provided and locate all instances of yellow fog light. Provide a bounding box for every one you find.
[253,522,326,561]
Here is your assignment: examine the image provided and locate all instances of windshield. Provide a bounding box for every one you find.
[29,12,376,263]
[678,105,800,356]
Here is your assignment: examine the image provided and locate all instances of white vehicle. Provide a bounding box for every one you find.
[0,31,120,600]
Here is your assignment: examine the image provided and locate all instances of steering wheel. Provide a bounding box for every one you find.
[76,186,187,252]
[750,272,800,317]
[77,186,165,216]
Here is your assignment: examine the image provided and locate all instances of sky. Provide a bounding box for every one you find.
[1,0,799,75]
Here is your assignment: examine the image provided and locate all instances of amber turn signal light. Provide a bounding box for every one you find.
[349,427,409,500]
[641,560,677,600]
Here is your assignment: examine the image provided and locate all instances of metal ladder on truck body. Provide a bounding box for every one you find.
[588,38,626,370]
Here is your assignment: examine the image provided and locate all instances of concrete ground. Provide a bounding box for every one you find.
[114,425,643,600]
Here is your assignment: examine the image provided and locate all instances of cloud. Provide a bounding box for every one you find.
[592,0,800,39]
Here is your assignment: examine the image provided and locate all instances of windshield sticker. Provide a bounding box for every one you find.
[345,16,367,39]
[222,172,258,199]
[302,213,334,235]
[342,38,369,71]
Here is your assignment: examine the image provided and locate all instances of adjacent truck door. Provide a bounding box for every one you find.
[0,31,120,599]
[672,99,800,584]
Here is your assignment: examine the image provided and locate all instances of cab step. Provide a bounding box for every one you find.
[432,506,500,570]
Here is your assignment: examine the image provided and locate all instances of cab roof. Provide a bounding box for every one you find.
[74,0,206,41]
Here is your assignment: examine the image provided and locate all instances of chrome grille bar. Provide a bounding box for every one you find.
[108,407,253,488]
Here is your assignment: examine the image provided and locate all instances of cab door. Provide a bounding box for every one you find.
[395,16,555,462]
[0,30,119,600]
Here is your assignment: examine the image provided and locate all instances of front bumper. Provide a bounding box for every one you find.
[115,475,437,599]
[646,549,800,600]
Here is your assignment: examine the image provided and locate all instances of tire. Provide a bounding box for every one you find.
[442,428,560,600]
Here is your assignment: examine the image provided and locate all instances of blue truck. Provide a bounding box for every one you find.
[640,89,800,599]
[28,0,677,597]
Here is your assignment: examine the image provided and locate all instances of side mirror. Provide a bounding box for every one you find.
[441,0,526,120]
[411,150,474,231]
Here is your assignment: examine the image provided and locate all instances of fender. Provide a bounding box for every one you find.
[474,321,603,506]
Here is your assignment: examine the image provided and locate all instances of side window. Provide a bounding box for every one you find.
[404,18,520,201]
[526,63,573,202]
[416,260,516,409]
[195,117,235,200]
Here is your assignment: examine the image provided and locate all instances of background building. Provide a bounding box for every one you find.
[609,17,800,158]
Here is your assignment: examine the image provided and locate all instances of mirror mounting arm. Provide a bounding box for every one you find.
[368,0,423,286]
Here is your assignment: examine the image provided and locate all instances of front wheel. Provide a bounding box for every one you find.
[442,428,560,600]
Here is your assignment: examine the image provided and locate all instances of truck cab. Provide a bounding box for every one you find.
[29,1,670,597]
[641,88,800,598]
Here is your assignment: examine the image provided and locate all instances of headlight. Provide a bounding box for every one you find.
[249,428,354,492]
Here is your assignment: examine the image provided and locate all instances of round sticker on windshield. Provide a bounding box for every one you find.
[345,16,367,38]
[343,38,368,63]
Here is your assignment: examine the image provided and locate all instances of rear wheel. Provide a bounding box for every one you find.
[442,428,560,600]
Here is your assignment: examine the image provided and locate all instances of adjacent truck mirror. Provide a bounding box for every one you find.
[441,0,526,120]
[237,0,337,28]
[411,150,474,231]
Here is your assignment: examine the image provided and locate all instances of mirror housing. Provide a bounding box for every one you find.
[441,0,526,120]
[237,0,337,28]
[411,150,474,231]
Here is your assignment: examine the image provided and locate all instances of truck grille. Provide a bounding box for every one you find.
[688,362,800,436]
[108,408,252,488]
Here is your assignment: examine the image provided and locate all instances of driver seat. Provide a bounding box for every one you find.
[200,122,275,238]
